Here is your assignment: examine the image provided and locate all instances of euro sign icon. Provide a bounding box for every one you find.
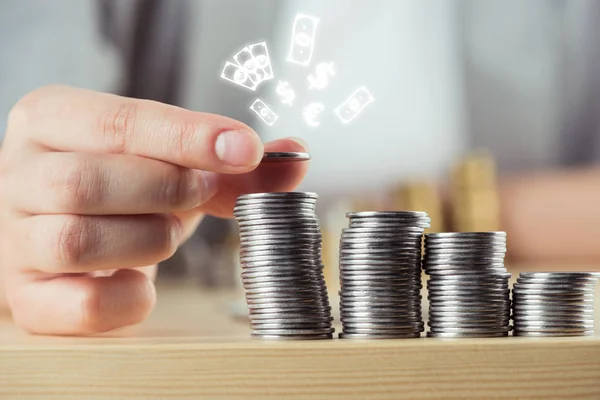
[303,103,325,127]
[307,62,335,90]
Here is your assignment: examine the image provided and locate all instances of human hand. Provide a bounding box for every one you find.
[0,86,308,335]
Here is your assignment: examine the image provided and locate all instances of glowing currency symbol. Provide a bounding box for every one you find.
[307,62,335,90]
[221,42,273,91]
[303,102,325,127]
[248,42,274,81]
[234,47,264,83]
[276,81,296,106]
[287,14,319,66]
[233,42,274,85]
[250,99,279,126]
[220,62,258,91]
[334,86,375,124]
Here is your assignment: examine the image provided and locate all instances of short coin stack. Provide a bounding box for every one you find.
[338,211,431,339]
[423,232,511,338]
[233,192,334,340]
[512,272,599,337]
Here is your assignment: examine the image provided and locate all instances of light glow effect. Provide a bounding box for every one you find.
[220,62,258,91]
[287,14,319,66]
[334,86,375,124]
[307,62,335,90]
[250,99,279,126]
[219,12,375,129]
[220,42,273,91]
[275,81,296,106]
[303,102,325,127]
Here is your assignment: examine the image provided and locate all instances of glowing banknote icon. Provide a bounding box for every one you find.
[250,99,279,126]
[248,42,274,81]
[334,86,375,124]
[233,47,264,84]
[221,42,274,91]
[287,13,319,66]
[233,42,274,85]
[220,61,259,91]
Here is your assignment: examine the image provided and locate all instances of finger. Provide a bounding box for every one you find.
[15,214,183,273]
[7,269,155,335]
[5,152,217,215]
[8,85,264,172]
[199,137,310,218]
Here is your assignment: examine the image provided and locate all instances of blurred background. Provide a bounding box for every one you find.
[1,0,599,290]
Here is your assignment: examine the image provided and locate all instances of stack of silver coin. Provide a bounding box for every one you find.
[338,211,431,339]
[512,272,599,337]
[233,192,334,340]
[423,232,511,338]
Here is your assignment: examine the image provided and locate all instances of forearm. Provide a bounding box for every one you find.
[499,166,600,264]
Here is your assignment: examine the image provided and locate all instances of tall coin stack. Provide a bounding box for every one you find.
[423,232,511,338]
[338,211,431,339]
[233,192,334,340]
[512,272,599,337]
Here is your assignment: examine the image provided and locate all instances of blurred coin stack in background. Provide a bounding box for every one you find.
[338,211,431,339]
[424,232,511,337]
[233,192,334,340]
[512,272,599,337]
[450,151,501,233]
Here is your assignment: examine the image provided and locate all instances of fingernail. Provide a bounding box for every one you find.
[215,130,263,167]
[287,137,309,151]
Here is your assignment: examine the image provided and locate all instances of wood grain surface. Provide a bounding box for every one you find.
[1,265,599,399]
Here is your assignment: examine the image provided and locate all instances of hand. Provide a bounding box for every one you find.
[0,86,308,335]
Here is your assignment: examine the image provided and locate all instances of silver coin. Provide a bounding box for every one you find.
[339,332,421,339]
[511,271,598,337]
[251,327,335,335]
[261,151,311,162]
[427,331,508,338]
[425,231,506,239]
[512,331,594,337]
[251,334,333,340]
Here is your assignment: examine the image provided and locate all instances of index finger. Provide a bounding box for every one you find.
[8,85,264,173]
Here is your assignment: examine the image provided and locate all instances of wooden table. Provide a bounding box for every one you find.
[1,266,600,399]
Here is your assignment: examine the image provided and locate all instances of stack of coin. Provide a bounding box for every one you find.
[512,272,599,337]
[233,192,334,340]
[423,232,511,338]
[338,211,431,339]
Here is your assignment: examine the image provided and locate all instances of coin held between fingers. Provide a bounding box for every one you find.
[262,152,311,163]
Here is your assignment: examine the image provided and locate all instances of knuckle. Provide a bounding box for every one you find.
[54,215,89,268]
[7,85,66,131]
[6,100,29,131]
[55,156,102,212]
[155,216,181,260]
[98,101,139,153]
[159,166,192,209]
[168,118,198,161]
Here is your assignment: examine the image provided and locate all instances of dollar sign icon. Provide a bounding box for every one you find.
[276,81,296,106]
[307,62,335,90]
